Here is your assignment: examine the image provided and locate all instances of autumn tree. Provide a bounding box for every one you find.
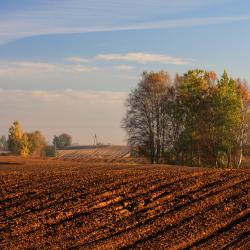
[123,69,249,168]
[26,131,47,156]
[8,121,48,157]
[8,121,30,156]
[122,71,172,164]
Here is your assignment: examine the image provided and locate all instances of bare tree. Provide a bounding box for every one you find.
[122,71,172,164]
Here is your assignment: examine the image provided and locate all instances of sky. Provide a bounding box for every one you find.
[0,0,250,145]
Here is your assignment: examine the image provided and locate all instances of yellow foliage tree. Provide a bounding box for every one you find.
[8,121,30,156]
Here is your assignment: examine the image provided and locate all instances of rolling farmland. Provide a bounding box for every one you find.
[0,157,249,249]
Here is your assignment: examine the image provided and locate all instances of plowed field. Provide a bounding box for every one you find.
[57,146,130,160]
[0,157,249,249]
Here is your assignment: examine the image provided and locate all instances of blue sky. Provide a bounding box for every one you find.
[0,0,250,144]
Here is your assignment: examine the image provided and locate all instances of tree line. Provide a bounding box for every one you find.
[123,69,250,168]
[4,121,72,156]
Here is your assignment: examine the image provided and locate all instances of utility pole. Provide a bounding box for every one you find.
[93,134,98,146]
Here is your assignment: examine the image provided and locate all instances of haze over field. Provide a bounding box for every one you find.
[0,0,250,144]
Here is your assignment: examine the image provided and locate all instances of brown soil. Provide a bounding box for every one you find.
[0,157,249,249]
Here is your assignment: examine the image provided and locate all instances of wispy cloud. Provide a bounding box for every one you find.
[0,61,58,72]
[96,53,188,65]
[68,65,97,73]
[0,89,126,105]
[1,14,250,45]
[65,52,189,65]
[120,16,250,31]
[113,65,135,71]
[64,57,90,63]
[0,60,96,76]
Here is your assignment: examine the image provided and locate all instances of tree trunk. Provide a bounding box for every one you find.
[198,144,201,167]
[227,153,231,168]
[234,147,243,168]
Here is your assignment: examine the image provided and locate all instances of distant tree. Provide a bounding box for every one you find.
[53,133,72,149]
[53,136,60,149]
[20,134,31,157]
[0,136,8,150]
[8,121,30,156]
[8,121,23,155]
[26,131,47,156]
[44,145,56,157]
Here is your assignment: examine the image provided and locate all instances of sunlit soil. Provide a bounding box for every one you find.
[0,157,249,249]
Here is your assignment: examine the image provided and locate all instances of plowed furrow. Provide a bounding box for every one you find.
[118,191,248,250]
[148,189,249,249]
[23,172,208,234]
[1,171,215,244]
[225,234,250,250]
[74,176,248,249]
[92,176,246,244]
[76,172,230,243]
[1,158,249,250]
[210,229,250,250]
[67,172,219,241]
[182,209,250,250]
[1,172,138,218]
[32,172,208,229]
[88,171,208,209]
[0,177,68,207]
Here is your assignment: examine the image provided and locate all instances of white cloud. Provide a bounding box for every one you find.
[0,89,127,106]
[64,57,90,63]
[97,53,188,65]
[113,65,135,71]
[0,53,187,79]
[68,65,97,73]
[0,58,140,90]
[15,61,58,71]
[0,60,96,76]
[65,52,189,65]
[0,61,58,75]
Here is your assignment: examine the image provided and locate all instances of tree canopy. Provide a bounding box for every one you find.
[8,121,47,156]
[123,69,250,168]
[53,133,72,149]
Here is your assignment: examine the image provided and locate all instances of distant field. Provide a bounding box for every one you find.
[0,157,249,249]
[57,145,131,161]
